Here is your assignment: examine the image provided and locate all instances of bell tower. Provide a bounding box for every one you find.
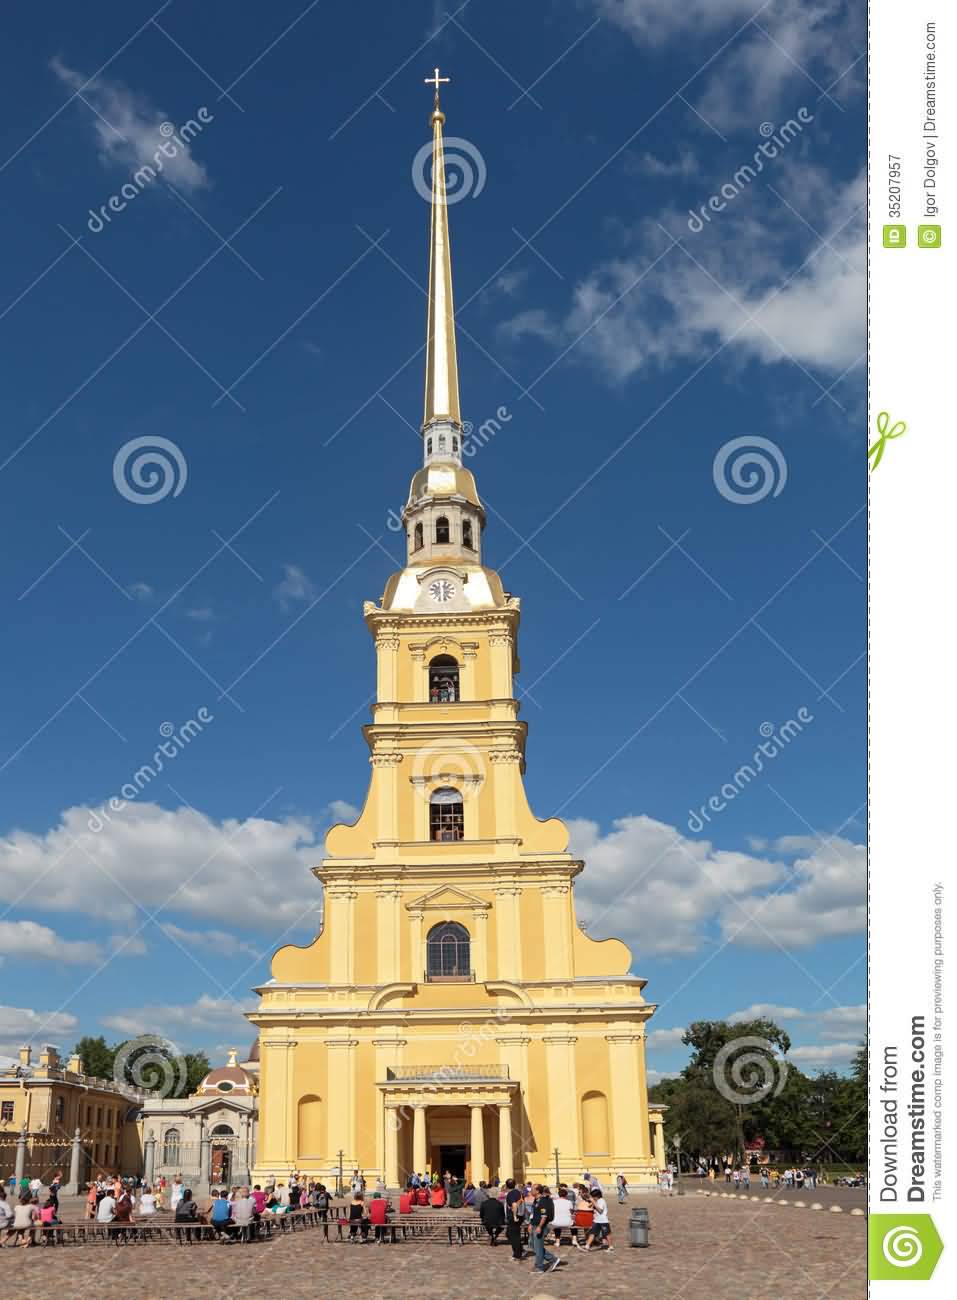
[250,71,662,1191]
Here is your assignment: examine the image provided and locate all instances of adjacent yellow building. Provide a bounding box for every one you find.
[250,75,666,1188]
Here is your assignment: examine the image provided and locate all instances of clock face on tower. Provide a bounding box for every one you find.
[428,578,455,604]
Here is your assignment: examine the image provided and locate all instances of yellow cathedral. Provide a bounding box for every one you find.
[249,72,666,1189]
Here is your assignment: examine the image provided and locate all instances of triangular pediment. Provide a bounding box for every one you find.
[406,884,490,912]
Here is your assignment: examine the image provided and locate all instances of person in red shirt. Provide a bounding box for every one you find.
[368,1194,390,1243]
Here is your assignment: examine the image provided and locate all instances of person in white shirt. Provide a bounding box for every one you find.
[0,1189,14,1240]
[138,1187,157,1216]
[96,1194,116,1223]
[550,1187,574,1247]
[584,1192,612,1251]
[170,1178,184,1212]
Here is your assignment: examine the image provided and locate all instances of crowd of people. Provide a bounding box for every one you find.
[0,1171,63,1248]
[336,1168,618,1274]
[2,1166,625,1269]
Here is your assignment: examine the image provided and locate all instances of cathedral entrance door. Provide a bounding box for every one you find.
[438,1144,466,1177]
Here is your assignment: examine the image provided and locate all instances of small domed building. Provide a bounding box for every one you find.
[139,1049,258,1192]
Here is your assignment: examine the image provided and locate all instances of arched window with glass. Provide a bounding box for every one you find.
[163,1127,181,1165]
[429,654,459,703]
[426,921,471,980]
[435,516,450,544]
[429,786,464,841]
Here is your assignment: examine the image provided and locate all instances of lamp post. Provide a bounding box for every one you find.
[336,1149,345,1198]
[553,1147,560,1189]
[671,1133,684,1196]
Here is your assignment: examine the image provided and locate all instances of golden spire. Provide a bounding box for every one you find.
[422,67,461,431]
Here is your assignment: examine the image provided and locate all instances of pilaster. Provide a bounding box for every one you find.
[543,1031,581,1167]
[605,1031,645,1159]
[494,886,522,979]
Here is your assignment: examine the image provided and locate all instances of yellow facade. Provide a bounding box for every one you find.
[0,1046,142,1184]
[250,78,662,1188]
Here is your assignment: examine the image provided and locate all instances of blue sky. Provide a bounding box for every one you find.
[0,0,864,1081]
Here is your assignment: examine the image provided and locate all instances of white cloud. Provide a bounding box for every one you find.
[788,1040,859,1070]
[274,564,317,613]
[728,1003,865,1055]
[0,1004,78,1059]
[502,168,864,383]
[497,308,559,346]
[101,994,251,1041]
[492,268,530,298]
[110,934,148,957]
[0,919,102,965]
[647,1068,681,1084]
[567,814,863,957]
[630,150,698,178]
[160,923,259,959]
[568,814,780,956]
[596,1,861,131]
[721,834,865,947]
[51,58,210,192]
[128,582,154,602]
[325,799,360,825]
[647,1026,687,1047]
[184,607,214,623]
[0,802,321,934]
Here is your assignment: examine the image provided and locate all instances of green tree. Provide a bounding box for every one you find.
[113,1041,211,1098]
[73,1035,116,1079]
[681,1019,792,1161]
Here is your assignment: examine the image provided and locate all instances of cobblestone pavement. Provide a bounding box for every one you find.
[0,1192,867,1299]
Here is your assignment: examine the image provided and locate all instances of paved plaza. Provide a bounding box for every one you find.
[0,1187,866,1299]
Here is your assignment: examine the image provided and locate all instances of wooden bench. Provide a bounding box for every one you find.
[25,1208,330,1246]
[21,1207,519,1248]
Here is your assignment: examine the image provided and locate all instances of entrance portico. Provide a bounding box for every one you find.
[378,1066,518,1187]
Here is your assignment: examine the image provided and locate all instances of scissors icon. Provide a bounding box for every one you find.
[868,411,906,470]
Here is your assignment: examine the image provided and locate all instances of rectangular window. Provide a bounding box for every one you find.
[1,1101,14,1122]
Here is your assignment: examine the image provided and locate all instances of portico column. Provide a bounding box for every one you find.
[384,1106,400,1188]
[653,1115,666,1168]
[142,1129,156,1187]
[412,1105,427,1174]
[497,1103,514,1182]
[198,1118,211,1196]
[62,1127,84,1194]
[469,1104,485,1182]
[14,1125,27,1182]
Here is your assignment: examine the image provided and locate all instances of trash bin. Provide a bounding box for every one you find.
[629,1206,650,1247]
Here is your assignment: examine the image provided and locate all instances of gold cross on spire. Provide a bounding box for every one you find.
[424,66,450,105]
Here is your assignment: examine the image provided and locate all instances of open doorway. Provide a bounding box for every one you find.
[438,1144,466,1178]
